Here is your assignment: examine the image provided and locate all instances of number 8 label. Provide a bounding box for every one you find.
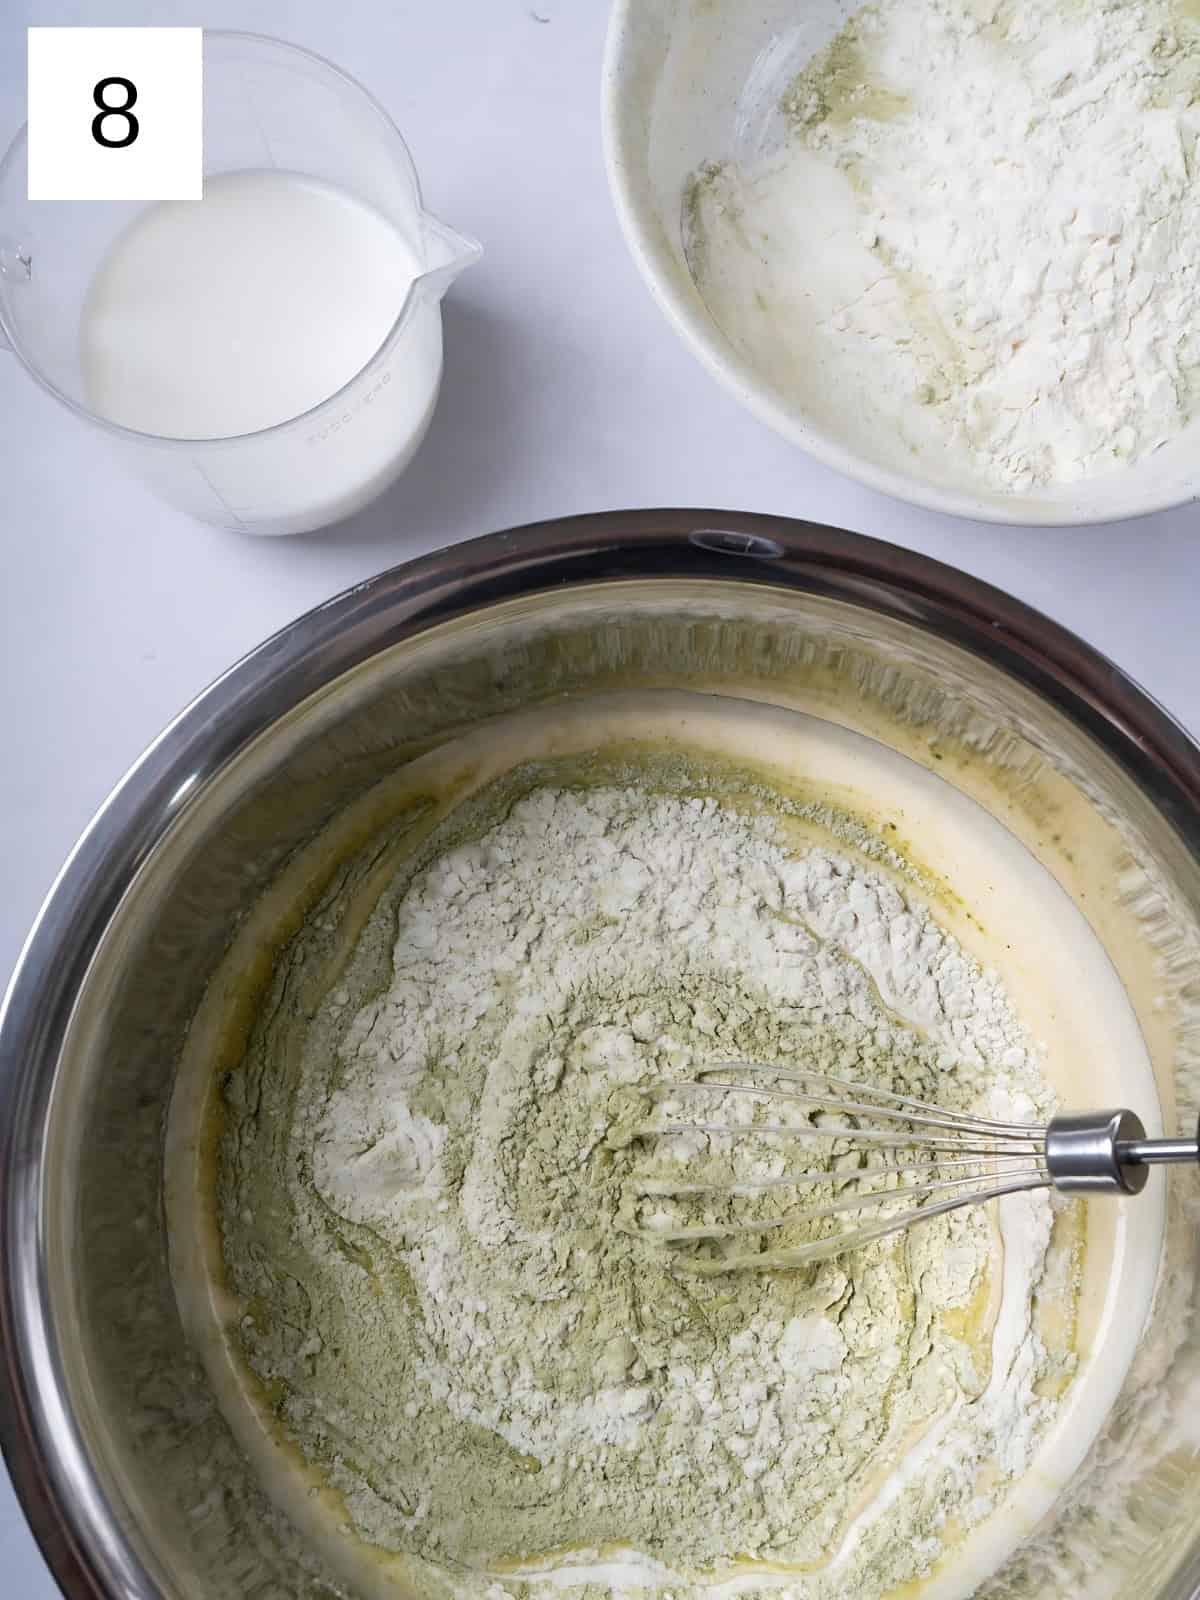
[27,28,201,200]
[91,77,139,150]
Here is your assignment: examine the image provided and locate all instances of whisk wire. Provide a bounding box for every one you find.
[636,1166,1050,1242]
[634,1151,1047,1198]
[692,1063,1043,1137]
[700,1173,1052,1274]
[625,1061,1060,1273]
[640,1117,1044,1157]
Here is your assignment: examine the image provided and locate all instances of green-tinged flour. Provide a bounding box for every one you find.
[217,775,1072,1598]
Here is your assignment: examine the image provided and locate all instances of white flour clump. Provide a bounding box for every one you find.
[221,784,1073,1599]
[689,0,1200,492]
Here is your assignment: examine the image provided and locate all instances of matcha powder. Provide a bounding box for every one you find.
[217,782,1073,1600]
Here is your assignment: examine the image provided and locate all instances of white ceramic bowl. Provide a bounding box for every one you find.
[602,0,1200,526]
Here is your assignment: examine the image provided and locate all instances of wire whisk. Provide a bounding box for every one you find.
[617,1062,1197,1273]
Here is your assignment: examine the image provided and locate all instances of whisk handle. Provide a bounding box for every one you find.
[1047,1109,1200,1195]
[1118,1119,1200,1171]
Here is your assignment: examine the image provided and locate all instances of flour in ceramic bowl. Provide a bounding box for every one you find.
[215,773,1077,1600]
[688,0,1200,493]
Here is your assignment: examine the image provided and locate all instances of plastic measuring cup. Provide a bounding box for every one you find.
[0,31,481,535]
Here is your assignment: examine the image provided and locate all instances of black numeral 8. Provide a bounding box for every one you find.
[91,77,139,149]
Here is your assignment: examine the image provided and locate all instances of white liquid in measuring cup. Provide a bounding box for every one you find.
[80,170,446,533]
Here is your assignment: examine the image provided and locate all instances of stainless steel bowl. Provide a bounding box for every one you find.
[4,509,1200,1600]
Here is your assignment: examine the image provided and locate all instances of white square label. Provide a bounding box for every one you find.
[27,27,202,201]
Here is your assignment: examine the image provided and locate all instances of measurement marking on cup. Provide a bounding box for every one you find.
[306,370,393,445]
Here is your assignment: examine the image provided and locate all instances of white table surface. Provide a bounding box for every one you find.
[3,2,1199,1594]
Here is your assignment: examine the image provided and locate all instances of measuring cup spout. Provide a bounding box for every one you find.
[415,214,482,302]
